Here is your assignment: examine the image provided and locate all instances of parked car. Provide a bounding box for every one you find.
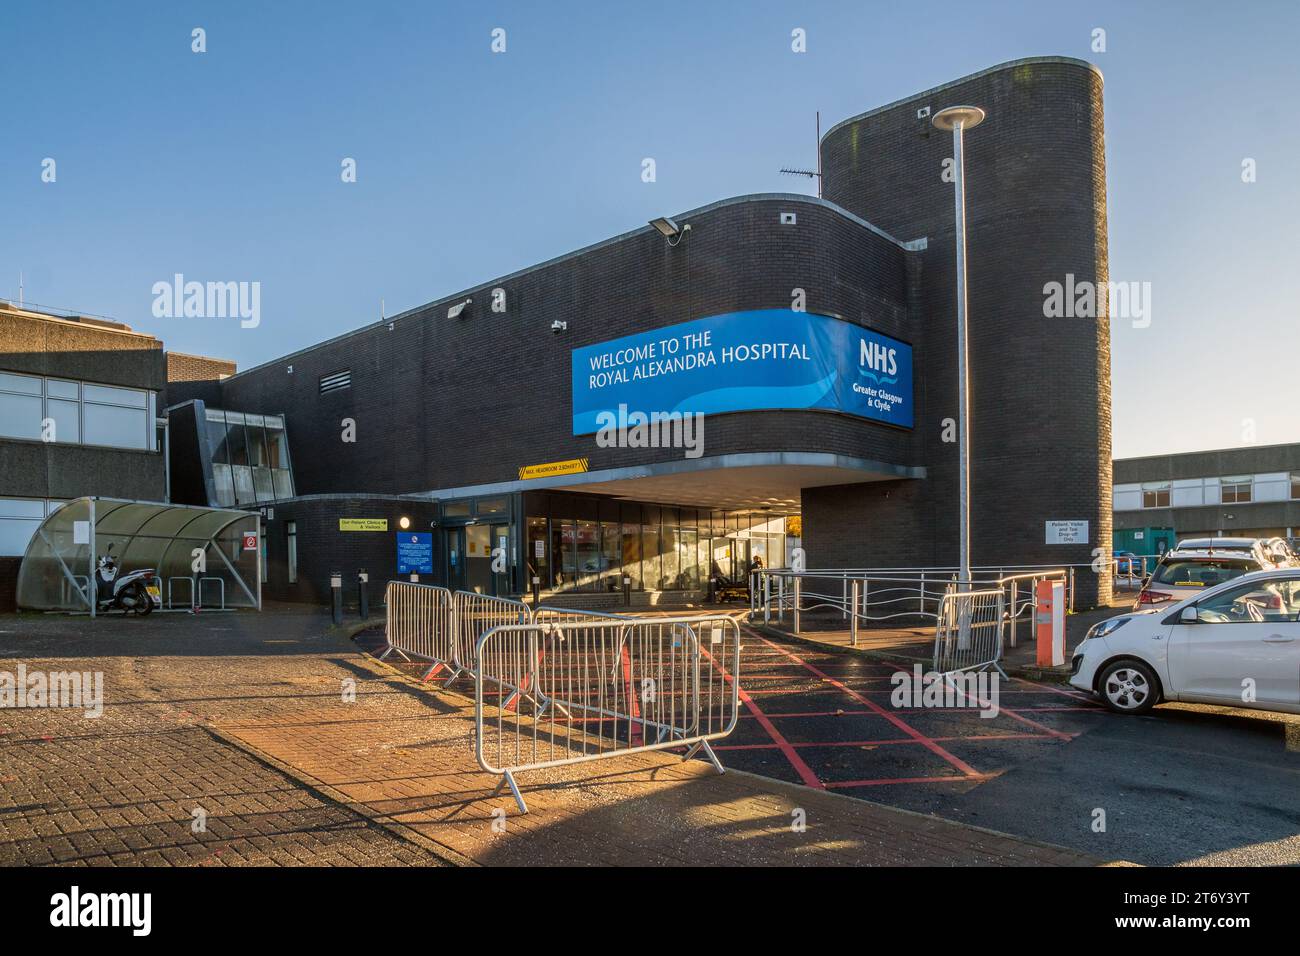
[1071,567,1300,715]
[1132,543,1273,610]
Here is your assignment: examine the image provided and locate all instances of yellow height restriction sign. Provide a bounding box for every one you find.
[518,458,589,481]
[339,518,388,531]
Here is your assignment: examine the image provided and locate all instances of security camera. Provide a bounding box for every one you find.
[447,298,472,320]
[551,320,567,333]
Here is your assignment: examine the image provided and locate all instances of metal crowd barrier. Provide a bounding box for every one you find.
[380,581,456,680]
[932,589,1006,678]
[474,615,741,813]
[452,591,531,680]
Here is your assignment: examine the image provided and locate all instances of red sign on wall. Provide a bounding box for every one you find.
[242,532,258,551]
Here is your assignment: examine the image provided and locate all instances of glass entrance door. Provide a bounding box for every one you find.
[490,524,511,596]
[465,524,491,594]
[444,528,465,591]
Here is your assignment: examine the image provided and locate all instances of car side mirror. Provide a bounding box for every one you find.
[1179,605,1198,624]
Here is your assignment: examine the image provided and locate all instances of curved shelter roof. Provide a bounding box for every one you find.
[16,497,260,613]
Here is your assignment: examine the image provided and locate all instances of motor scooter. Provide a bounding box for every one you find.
[94,544,161,615]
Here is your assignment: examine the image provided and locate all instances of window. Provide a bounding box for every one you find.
[1221,477,1253,504]
[1194,577,1300,624]
[1290,473,1300,500]
[286,521,298,584]
[476,497,508,516]
[203,408,295,506]
[0,372,152,449]
[1141,483,1170,509]
[0,498,58,557]
[1152,558,1255,588]
[319,370,351,394]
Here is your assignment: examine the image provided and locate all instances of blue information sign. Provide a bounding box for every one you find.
[396,532,433,575]
[571,309,913,433]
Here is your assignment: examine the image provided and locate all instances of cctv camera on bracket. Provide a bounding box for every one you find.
[551,320,567,333]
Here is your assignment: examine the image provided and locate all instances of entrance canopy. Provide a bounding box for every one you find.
[16,497,260,614]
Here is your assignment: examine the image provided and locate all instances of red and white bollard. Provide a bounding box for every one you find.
[1036,579,1065,668]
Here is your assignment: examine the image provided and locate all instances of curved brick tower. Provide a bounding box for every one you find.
[815,57,1112,606]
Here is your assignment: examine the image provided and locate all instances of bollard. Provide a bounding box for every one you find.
[330,571,343,625]
[623,575,631,606]
[409,572,419,584]
[532,575,541,606]
[850,579,859,647]
[763,574,771,624]
[792,576,801,635]
[358,569,369,619]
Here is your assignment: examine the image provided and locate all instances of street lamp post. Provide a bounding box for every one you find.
[932,105,985,593]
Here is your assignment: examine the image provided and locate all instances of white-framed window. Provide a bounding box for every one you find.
[1221,476,1253,504]
[0,370,155,451]
[0,497,64,557]
[1141,482,1170,509]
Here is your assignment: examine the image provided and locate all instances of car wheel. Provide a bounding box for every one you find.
[1098,660,1159,714]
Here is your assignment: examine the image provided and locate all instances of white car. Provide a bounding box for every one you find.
[1132,545,1271,611]
[1071,568,1300,715]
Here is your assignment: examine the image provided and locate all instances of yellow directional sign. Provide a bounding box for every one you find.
[518,458,589,481]
[339,518,388,531]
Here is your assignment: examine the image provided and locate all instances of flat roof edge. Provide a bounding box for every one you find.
[402,452,927,502]
[822,56,1103,143]
[223,193,918,384]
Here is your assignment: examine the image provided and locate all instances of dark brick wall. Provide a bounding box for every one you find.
[198,57,1113,609]
[815,57,1111,605]
[218,196,920,495]
[259,497,441,605]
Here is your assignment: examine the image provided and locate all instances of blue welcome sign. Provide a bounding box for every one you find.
[571,309,913,434]
[396,532,433,574]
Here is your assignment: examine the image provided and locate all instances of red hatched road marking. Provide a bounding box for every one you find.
[746,628,983,778]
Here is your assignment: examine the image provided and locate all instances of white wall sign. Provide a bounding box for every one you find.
[73,521,90,545]
[1046,520,1089,544]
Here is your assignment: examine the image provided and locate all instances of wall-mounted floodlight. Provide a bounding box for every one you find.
[649,216,681,237]
[447,298,472,319]
[398,516,411,530]
[649,217,691,247]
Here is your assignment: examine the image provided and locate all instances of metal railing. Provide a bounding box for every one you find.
[474,615,741,813]
[932,589,1006,677]
[753,565,1074,635]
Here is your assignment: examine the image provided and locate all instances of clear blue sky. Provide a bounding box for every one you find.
[2,0,1297,459]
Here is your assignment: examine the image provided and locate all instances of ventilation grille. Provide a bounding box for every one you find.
[319,369,351,394]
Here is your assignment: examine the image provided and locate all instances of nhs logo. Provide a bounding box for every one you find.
[859,338,898,384]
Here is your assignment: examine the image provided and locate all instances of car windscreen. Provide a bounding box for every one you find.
[1151,559,1255,587]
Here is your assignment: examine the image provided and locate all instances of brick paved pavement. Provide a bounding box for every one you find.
[0,607,1115,866]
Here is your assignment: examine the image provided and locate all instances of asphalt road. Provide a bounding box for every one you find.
[729,625,1300,866]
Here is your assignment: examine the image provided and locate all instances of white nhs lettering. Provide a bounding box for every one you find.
[860,339,897,376]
